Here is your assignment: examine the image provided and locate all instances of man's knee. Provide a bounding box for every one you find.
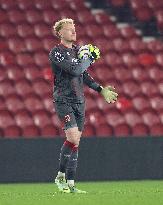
[65,127,82,146]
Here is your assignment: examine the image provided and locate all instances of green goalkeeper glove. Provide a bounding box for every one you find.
[78,44,100,62]
[88,44,100,62]
[100,86,118,103]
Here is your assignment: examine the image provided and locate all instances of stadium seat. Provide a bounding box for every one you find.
[150,95,163,111]
[158,80,163,95]
[123,80,140,97]
[26,9,43,24]
[6,94,25,114]
[17,53,35,66]
[0,110,15,129]
[40,124,59,138]
[150,123,163,136]
[17,23,35,38]
[114,123,131,137]
[8,9,26,24]
[24,94,44,113]
[42,94,55,114]
[106,109,125,127]
[43,9,59,25]
[149,65,163,82]
[32,79,51,97]
[34,0,51,10]
[0,23,17,38]
[124,110,143,127]
[0,10,9,23]
[34,23,52,38]
[82,124,96,137]
[33,110,52,127]
[141,80,159,97]
[142,110,161,127]
[95,123,113,137]
[25,38,43,52]
[8,37,26,53]
[15,109,34,128]
[0,79,15,97]
[7,66,25,81]
[0,51,15,66]
[34,52,49,67]
[4,125,21,138]
[132,123,149,137]
[132,95,151,112]
[15,79,33,98]
[0,96,6,110]
[24,66,43,81]
[22,125,40,138]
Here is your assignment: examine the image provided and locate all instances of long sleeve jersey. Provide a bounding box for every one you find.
[49,44,102,103]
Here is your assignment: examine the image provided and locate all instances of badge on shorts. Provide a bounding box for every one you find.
[64,114,71,122]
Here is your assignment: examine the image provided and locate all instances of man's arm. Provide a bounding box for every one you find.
[49,48,92,77]
[83,71,103,92]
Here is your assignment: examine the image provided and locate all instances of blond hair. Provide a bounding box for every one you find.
[53,18,74,38]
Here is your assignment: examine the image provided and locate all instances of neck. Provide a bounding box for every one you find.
[61,39,73,48]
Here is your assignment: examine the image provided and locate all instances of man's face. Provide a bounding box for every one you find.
[59,23,76,42]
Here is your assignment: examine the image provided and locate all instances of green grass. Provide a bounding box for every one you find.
[0,181,163,205]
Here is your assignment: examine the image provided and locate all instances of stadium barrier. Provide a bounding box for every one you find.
[0,137,163,183]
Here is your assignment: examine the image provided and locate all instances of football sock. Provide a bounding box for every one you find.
[59,140,76,173]
[66,146,78,182]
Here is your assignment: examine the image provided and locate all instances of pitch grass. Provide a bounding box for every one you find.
[0,181,163,205]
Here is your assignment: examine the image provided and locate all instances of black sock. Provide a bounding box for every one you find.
[66,146,78,180]
[59,140,75,173]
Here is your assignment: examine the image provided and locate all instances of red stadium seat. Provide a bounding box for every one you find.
[141,80,158,97]
[33,110,52,127]
[40,124,59,138]
[149,66,163,82]
[129,38,147,53]
[8,9,26,24]
[4,125,21,138]
[15,79,33,98]
[106,109,125,127]
[113,38,131,53]
[26,9,43,24]
[0,51,15,66]
[7,66,25,81]
[0,79,15,97]
[122,52,138,66]
[95,123,113,137]
[69,0,86,11]
[8,37,26,53]
[85,24,104,38]
[17,53,35,66]
[43,94,55,114]
[132,95,151,112]
[17,0,33,10]
[93,38,111,54]
[32,79,51,97]
[34,0,51,10]
[22,125,40,138]
[114,123,131,137]
[150,95,163,111]
[0,23,17,38]
[34,52,49,67]
[124,110,143,127]
[86,110,107,127]
[24,66,43,81]
[120,26,139,38]
[82,124,95,137]
[156,53,163,66]
[132,123,149,136]
[158,80,163,95]
[1,0,17,10]
[0,10,9,23]
[51,0,69,10]
[110,0,127,7]
[43,37,58,51]
[123,80,140,97]
[135,7,153,22]
[105,51,123,67]
[25,38,43,52]
[150,123,163,136]
[24,94,44,113]
[17,23,35,38]
[103,25,121,38]
[15,109,34,128]
[77,10,95,25]
[94,13,113,25]
[43,9,59,25]
[114,66,133,82]
[6,94,25,114]
[131,66,150,82]
[34,23,52,38]
[0,110,15,128]
[148,0,163,9]
[142,110,161,127]
[0,96,6,110]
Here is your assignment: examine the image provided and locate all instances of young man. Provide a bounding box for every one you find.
[49,18,118,194]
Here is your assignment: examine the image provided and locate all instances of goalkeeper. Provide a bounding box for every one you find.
[49,18,118,194]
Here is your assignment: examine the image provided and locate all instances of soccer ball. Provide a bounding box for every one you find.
[78,45,90,60]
